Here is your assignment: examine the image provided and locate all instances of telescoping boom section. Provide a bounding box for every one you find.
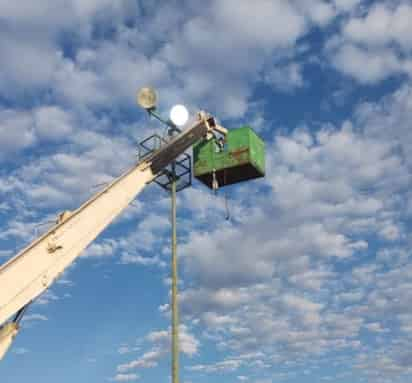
[0,114,213,353]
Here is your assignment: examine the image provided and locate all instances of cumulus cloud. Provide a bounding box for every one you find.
[181,122,403,289]
[157,0,342,118]
[265,62,305,93]
[187,358,243,373]
[0,105,75,161]
[144,325,200,357]
[0,109,36,155]
[116,324,200,375]
[12,347,29,355]
[330,43,402,84]
[0,124,137,211]
[343,3,412,50]
[175,82,412,379]
[83,240,117,258]
[1,1,411,382]
[21,314,48,322]
[35,290,60,306]
[110,373,140,382]
[327,2,412,83]
[333,0,361,12]
[117,349,162,372]
[0,0,139,98]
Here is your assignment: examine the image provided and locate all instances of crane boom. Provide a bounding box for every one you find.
[0,164,154,327]
[0,116,211,329]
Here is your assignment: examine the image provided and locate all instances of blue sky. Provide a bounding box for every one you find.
[1,1,412,382]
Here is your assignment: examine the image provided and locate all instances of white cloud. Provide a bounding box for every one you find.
[202,312,237,328]
[145,325,200,357]
[110,373,140,382]
[328,2,412,83]
[35,290,59,306]
[364,322,387,333]
[1,2,412,381]
[119,254,166,267]
[0,109,35,155]
[146,330,169,344]
[12,347,29,355]
[333,0,361,12]
[117,345,140,355]
[34,106,74,140]
[331,43,402,84]
[0,105,75,159]
[0,35,59,93]
[117,324,200,374]
[355,82,412,170]
[343,3,412,50]
[187,358,243,373]
[22,314,48,322]
[265,63,305,93]
[282,294,323,314]
[0,0,117,27]
[53,57,108,107]
[157,0,340,118]
[212,1,306,50]
[295,0,336,26]
[117,349,162,372]
[180,325,201,357]
[0,0,140,102]
[83,240,117,258]
[173,78,411,379]
[3,73,409,380]
[0,126,137,210]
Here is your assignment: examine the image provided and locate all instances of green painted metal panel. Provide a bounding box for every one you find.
[193,126,265,188]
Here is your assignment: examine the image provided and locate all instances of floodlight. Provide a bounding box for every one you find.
[137,87,157,110]
[170,104,189,127]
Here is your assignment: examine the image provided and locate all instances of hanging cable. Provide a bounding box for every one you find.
[212,169,218,195]
[224,168,230,220]
[224,192,230,221]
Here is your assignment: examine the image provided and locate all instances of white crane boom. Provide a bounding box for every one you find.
[0,323,18,360]
[0,115,215,359]
[0,164,154,326]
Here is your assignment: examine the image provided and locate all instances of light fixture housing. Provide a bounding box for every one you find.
[170,104,189,127]
[137,87,157,110]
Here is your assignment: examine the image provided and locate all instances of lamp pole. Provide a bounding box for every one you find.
[170,165,179,383]
[137,88,192,383]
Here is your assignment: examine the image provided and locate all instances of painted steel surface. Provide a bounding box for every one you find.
[149,119,208,174]
[0,323,18,360]
[193,126,265,188]
[0,163,155,326]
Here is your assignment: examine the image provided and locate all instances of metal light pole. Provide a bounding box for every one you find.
[170,168,179,383]
[137,88,191,383]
